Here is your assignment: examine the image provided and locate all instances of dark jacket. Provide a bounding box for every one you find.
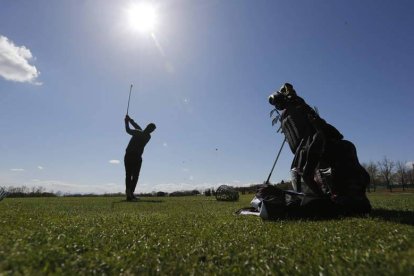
[125,120,151,156]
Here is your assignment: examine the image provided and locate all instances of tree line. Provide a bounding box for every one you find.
[2,186,56,198]
[1,157,412,198]
[362,156,414,192]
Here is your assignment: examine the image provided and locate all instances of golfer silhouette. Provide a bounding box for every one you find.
[124,115,156,201]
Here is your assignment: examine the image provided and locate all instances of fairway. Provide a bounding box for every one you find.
[0,194,413,275]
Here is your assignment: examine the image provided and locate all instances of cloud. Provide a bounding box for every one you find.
[37,166,44,170]
[20,180,123,194]
[138,181,247,193]
[0,35,41,84]
[10,168,24,172]
[1,176,253,194]
[406,161,414,169]
[140,182,200,193]
[163,142,168,147]
[109,160,120,164]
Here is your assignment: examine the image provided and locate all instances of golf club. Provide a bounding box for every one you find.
[265,138,286,184]
[126,84,133,115]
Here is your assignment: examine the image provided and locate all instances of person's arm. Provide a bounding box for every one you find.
[125,116,135,135]
[129,119,142,131]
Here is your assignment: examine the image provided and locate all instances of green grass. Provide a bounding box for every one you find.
[0,193,413,275]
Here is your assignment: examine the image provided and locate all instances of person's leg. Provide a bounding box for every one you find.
[124,154,134,200]
[131,158,142,197]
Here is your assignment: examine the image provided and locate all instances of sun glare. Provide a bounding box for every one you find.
[128,3,157,33]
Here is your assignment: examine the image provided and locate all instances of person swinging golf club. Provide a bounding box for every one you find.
[124,115,156,201]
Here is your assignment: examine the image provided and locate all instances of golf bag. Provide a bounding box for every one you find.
[249,184,371,220]
[267,83,371,214]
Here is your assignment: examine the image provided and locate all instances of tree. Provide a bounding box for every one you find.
[396,161,408,191]
[408,162,414,186]
[378,156,395,192]
[364,161,379,192]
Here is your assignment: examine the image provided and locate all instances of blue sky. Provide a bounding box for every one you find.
[1,0,413,193]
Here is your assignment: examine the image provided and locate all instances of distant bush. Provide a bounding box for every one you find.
[5,186,57,198]
[102,193,124,197]
[136,193,154,197]
[170,190,200,197]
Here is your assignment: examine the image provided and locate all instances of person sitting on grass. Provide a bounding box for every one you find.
[124,115,156,201]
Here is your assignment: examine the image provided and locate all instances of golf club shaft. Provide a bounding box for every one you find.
[265,138,286,184]
[126,84,133,115]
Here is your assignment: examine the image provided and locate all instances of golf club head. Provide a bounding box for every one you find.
[313,106,319,115]
[270,108,279,118]
[272,115,280,126]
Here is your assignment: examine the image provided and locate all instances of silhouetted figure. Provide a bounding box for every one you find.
[124,115,156,201]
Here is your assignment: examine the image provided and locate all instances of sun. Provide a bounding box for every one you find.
[127,3,158,34]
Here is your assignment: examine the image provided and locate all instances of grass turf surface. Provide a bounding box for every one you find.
[0,193,413,275]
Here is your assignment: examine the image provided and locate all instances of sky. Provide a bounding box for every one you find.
[0,0,413,194]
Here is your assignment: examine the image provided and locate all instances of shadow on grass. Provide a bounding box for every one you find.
[237,207,414,225]
[370,208,414,226]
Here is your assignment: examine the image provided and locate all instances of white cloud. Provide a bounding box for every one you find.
[1,177,253,194]
[20,180,123,194]
[109,160,120,164]
[0,35,41,84]
[10,168,24,172]
[138,181,247,193]
[406,161,414,169]
[140,182,199,193]
[37,166,44,170]
[163,142,168,147]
